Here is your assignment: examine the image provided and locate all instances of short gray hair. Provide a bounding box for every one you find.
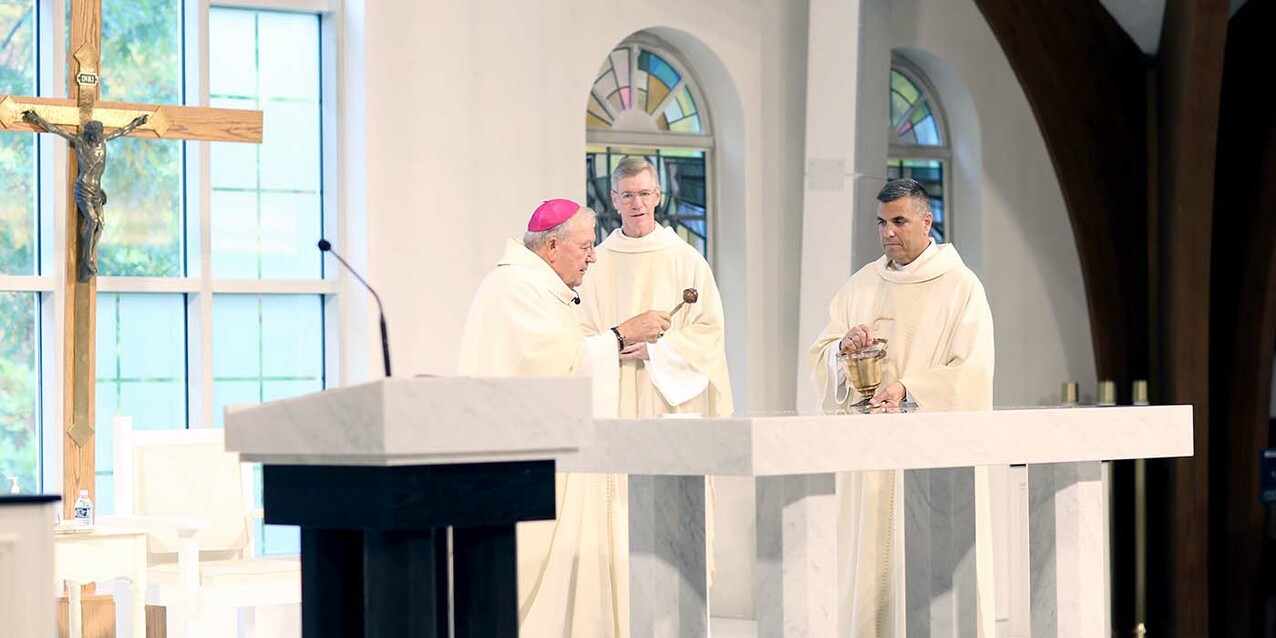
[610,156,659,192]
[524,207,595,251]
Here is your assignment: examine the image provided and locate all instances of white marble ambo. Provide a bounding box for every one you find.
[225,376,593,465]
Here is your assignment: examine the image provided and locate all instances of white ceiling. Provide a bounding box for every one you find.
[1097,0,1249,56]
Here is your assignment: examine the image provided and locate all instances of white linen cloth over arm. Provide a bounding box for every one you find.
[576,226,733,417]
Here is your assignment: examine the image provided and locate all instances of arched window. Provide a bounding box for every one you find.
[585,36,713,257]
[888,60,949,243]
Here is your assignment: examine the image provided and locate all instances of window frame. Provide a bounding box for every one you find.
[0,0,346,495]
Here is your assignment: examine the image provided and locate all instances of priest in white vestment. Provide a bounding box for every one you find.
[807,178,996,637]
[575,157,734,622]
[457,199,670,638]
[576,156,733,419]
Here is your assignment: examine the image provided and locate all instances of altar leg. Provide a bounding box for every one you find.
[301,529,363,638]
[453,525,517,638]
[270,462,555,638]
[904,468,978,638]
[755,473,837,638]
[629,474,707,638]
[364,529,443,638]
[1029,461,1104,637]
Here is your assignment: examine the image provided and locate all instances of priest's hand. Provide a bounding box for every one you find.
[618,310,671,344]
[619,342,649,360]
[869,381,906,410]
[840,323,875,353]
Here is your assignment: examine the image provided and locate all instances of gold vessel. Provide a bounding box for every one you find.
[838,338,888,411]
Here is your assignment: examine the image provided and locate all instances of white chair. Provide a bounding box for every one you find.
[101,417,301,638]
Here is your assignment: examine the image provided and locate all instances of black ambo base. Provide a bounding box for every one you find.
[262,460,556,638]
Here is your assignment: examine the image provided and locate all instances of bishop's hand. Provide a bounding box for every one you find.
[617,310,671,344]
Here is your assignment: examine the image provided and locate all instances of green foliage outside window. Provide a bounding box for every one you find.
[93,0,184,277]
[0,293,37,492]
[0,1,39,491]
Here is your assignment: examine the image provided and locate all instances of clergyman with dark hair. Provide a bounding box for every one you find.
[806,177,996,636]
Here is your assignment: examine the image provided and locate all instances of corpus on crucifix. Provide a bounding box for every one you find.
[22,110,150,282]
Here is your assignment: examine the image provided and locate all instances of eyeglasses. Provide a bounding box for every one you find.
[613,189,659,203]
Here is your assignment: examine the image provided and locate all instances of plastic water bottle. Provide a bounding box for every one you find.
[73,489,94,526]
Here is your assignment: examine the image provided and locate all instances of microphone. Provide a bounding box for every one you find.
[573,291,581,305]
[318,239,391,377]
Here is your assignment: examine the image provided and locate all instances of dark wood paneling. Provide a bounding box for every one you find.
[1211,1,1276,634]
[453,526,519,638]
[276,461,556,638]
[1156,0,1230,635]
[301,529,365,638]
[973,0,1238,634]
[263,461,557,529]
[971,0,1150,393]
[364,530,445,638]
[969,2,1151,633]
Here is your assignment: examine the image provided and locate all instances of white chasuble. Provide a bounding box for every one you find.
[807,243,996,637]
[576,226,733,419]
[458,239,626,638]
[575,226,734,600]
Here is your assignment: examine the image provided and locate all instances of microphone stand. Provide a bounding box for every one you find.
[318,239,391,377]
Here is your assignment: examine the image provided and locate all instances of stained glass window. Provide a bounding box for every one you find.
[585,38,713,257]
[588,45,706,134]
[890,68,944,147]
[889,62,949,242]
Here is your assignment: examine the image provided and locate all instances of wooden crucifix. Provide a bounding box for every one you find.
[0,0,262,518]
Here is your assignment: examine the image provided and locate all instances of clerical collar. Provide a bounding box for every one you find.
[890,240,936,272]
[602,226,682,253]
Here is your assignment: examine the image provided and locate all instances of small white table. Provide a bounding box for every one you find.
[54,526,148,638]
